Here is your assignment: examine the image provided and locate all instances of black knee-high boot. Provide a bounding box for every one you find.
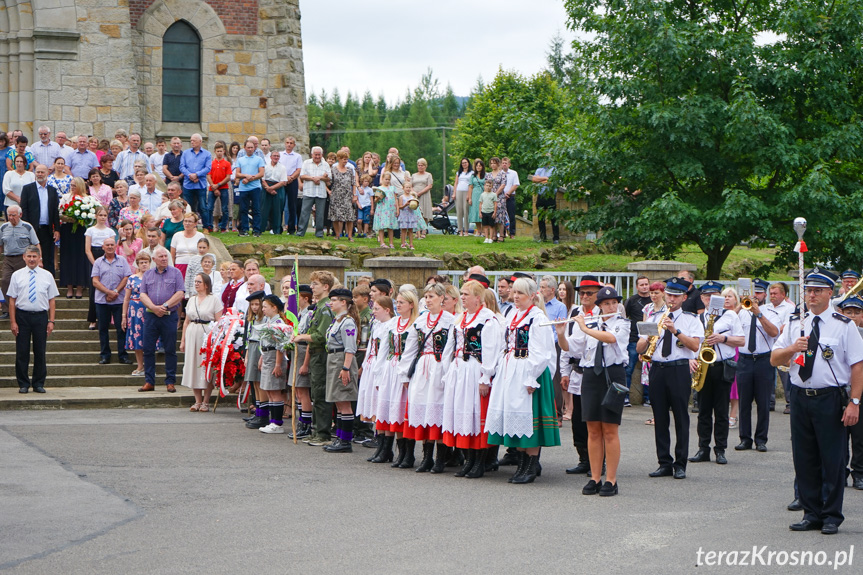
[455,449,476,477]
[508,451,528,483]
[484,445,500,472]
[398,439,416,468]
[466,448,486,478]
[512,455,539,484]
[430,443,450,474]
[416,442,435,472]
[391,438,407,468]
[368,433,386,462]
[500,447,520,466]
[446,447,464,467]
[371,435,394,463]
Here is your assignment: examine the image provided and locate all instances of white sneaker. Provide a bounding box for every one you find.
[260,423,284,434]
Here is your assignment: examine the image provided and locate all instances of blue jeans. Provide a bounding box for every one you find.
[183,186,212,230]
[143,310,178,387]
[238,187,262,234]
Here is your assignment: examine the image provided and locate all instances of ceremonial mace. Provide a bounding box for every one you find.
[793,217,807,367]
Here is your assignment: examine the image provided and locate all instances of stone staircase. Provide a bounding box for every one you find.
[0,290,195,409]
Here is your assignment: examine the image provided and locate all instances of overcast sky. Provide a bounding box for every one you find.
[299,0,575,103]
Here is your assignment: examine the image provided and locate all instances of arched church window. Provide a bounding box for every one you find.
[162,21,201,123]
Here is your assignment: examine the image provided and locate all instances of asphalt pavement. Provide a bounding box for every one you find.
[1,406,861,574]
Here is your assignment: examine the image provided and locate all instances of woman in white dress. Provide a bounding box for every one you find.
[357,296,394,450]
[486,277,561,484]
[399,283,455,472]
[180,273,224,412]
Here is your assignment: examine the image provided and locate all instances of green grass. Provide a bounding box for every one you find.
[215,232,782,277]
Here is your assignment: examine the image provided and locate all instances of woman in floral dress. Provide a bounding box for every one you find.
[47,157,72,198]
[489,157,509,241]
[123,251,151,376]
[328,150,356,240]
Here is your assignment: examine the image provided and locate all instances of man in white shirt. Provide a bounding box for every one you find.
[263,151,287,234]
[55,132,74,163]
[154,182,191,223]
[7,245,58,393]
[115,133,150,180]
[296,146,331,238]
[140,227,173,266]
[767,281,795,414]
[139,174,163,215]
[149,138,167,181]
[279,136,303,234]
[234,273,271,315]
[31,126,62,167]
[502,157,519,237]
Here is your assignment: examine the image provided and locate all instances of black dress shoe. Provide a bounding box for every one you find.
[119,357,133,365]
[854,476,863,490]
[688,449,710,463]
[734,441,752,451]
[756,443,767,452]
[18,387,28,394]
[323,438,353,453]
[821,523,839,535]
[649,466,673,478]
[599,481,618,497]
[787,499,803,511]
[99,358,110,365]
[33,387,46,393]
[582,479,600,495]
[673,466,686,479]
[566,461,591,475]
[789,519,822,532]
[714,450,728,465]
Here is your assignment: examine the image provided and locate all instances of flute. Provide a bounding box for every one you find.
[540,312,620,327]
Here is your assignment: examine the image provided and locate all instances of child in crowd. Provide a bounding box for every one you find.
[258,294,291,434]
[184,237,211,297]
[137,214,155,241]
[243,290,269,429]
[208,141,233,233]
[322,288,360,453]
[116,219,143,269]
[479,179,498,244]
[397,180,417,250]
[122,251,151,376]
[372,172,397,249]
[288,282,315,439]
[356,174,373,238]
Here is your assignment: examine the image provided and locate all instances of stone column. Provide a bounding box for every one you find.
[626,260,697,283]
[363,256,442,292]
[268,255,350,291]
[7,39,19,128]
[17,37,34,134]
[0,41,9,130]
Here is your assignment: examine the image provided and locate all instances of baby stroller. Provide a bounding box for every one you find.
[428,185,458,235]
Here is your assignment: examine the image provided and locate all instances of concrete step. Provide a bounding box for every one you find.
[54,298,91,310]
[0,372,186,388]
[0,350,186,364]
[0,329,182,342]
[0,361,184,378]
[0,385,206,410]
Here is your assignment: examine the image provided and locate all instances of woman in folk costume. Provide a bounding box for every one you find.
[557,286,629,497]
[357,296,394,443]
[398,283,455,472]
[369,290,418,465]
[486,277,561,484]
[441,277,503,478]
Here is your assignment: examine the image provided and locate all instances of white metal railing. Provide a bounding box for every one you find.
[694,280,800,307]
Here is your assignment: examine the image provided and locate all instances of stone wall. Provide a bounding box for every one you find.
[0,0,308,153]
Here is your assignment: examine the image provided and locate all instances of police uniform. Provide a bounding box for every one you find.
[7,262,59,392]
[642,278,705,476]
[835,296,863,491]
[690,281,744,463]
[736,279,781,450]
[0,219,39,316]
[775,269,863,532]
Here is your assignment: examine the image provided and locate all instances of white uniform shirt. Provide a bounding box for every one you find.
[559,305,599,395]
[7,265,59,312]
[702,309,744,361]
[738,307,781,354]
[641,308,705,362]
[233,281,273,315]
[773,309,863,389]
[577,314,630,369]
[768,299,795,330]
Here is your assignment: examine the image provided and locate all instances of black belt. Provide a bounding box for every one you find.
[327,347,345,353]
[261,346,277,352]
[191,319,210,324]
[795,386,840,397]
[16,309,47,314]
[653,359,690,368]
[739,352,770,361]
[4,253,24,258]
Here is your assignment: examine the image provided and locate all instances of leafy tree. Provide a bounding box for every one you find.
[551,0,863,278]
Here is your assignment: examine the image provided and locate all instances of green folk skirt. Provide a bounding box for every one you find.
[488,368,561,449]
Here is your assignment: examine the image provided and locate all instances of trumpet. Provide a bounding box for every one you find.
[741,295,754,310]
[640,310,669,362]
[540,312,620,327]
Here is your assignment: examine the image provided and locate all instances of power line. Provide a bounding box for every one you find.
[308,126,454,135]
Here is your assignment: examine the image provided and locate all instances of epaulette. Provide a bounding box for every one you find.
[789,314,800,322]
[833,312,852,324]
[683,311,697,317]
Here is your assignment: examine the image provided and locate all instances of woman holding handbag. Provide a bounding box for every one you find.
[558,286,629,497]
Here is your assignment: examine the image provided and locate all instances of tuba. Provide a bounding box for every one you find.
[691,311,718,391]
[640,310,669,363]
[836,276,863,305]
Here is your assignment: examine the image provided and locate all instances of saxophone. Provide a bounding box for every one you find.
[691,312,718,391]
[640,310,669,363]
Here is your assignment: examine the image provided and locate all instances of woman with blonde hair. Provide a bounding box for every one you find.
[383,153,410,196]
[170,212,205,279]
[443,283,463,315]
[486,277,560,484]
[722,286,743,429]
[413,158,434,237]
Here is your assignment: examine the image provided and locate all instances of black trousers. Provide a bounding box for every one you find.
[37,225,56,277]
[649,362,690,469]
[506,196,516,236]
[790,385,847,526]
[15,309,48,389]
[96,303,128,360]
[284,179,299,234]
[571,391,588,450]
[736,353,772,445]
[848,417,863,477]
[87,246,103,323]
[696,362,732,450]
[536,194,559,241]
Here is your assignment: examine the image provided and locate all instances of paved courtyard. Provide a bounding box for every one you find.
[1,406,860,574]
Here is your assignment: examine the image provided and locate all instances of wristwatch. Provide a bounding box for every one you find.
[852,398,861,406]
[674,329,681,336]
[755,312,763,319]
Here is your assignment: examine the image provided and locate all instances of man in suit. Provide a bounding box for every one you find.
[19,164,60,277]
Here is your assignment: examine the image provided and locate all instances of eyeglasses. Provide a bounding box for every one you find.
[579,291,598,297]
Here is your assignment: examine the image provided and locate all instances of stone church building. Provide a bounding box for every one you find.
[0,0,308,147]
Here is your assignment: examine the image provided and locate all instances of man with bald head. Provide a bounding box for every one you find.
[138,247,185,392]
[19,164,60,276]
[180,133,213,231]
[234,272,271,315]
